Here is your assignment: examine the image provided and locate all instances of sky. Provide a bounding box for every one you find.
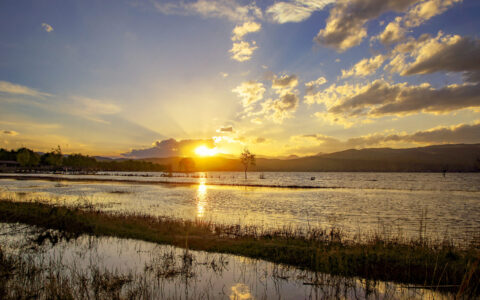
[1,0,480,158]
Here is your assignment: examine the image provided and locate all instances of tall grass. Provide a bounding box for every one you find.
[0,197,479,297]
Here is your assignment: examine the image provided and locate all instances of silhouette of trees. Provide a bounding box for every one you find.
[41,146,63,167]
[16,148,39,167]
[63,154,97,170]
[0,148,17,161]
[1,147,168,172]
[240,148,255,179]
[178,157,195,174]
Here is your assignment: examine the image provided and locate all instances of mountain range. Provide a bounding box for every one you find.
[139,143,480,172]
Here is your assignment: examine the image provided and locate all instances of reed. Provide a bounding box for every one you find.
[0,198,478,297]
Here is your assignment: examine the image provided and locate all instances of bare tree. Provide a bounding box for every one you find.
[240,148,256,179]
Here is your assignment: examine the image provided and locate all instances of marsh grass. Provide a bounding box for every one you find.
[0,198,479,297]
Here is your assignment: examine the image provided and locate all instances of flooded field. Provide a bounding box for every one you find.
[0,222,453,299]
[1,172,479,242]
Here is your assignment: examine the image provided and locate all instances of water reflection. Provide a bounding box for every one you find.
[0,223,455,300]
[230,283,253,300]
[196,178,207,218]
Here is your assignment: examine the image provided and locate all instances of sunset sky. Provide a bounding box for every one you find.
[1,0,480,158]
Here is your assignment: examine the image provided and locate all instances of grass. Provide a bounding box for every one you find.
[0,198,479,297]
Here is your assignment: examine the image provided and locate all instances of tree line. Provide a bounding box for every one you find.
[0,147,168,172]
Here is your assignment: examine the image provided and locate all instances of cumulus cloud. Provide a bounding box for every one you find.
[232,21,261,40]
[403,0,462,28]
[232,81,265,108]
[235,73,300,123]
[389,32,480,80]
[305,76,327,87]
[153,0,262,22]
[304,81,359,106]
[266,0,334,24]
[372,17,406,45]
[341,54,386,78]
[323,79,480,117]
[123,138,215,158]
[229,21,261,61]
[230,40,258,61]
[41,23,53,32]
[0,81,51,97]
[296,120,480,153]
[272,74,299,95]
[261,92,299,123]
[304,76,327,105]
[371,0,461,46]
[315,0,419,52]
[313,111,356,128]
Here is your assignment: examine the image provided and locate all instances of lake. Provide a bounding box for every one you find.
[0,171,479,242]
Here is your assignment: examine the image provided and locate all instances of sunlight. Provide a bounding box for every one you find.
[196,177,207,218]
[195,145,218,157]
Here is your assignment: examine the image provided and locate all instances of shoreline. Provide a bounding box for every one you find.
[0,174,331,189]
[0,198,478,296]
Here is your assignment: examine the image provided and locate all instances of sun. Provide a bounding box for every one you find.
[195,145,218,157]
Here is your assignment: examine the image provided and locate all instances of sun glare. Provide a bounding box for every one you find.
[195,145,218,157]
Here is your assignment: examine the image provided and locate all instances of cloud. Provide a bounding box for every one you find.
[324,79,480,117]
[371,0,461,46]
[371,17,406,45]
[217,126,234,132]
[304,81,359,106]
[232,21,261,40]
[341,54,386,78]
[304,76,327,105]
[292,120,480,153]
[254,137,267,143]
[123,138,215,158]
[272,74,299,95]
[315,0,419,51]
[389,32,480,80]
[153,0,262,22]
[41,23,53,32]
[0,81,51,97]
[313,111,355,128]
[261,92,299,123]
[236,73,300,124]
[230,40,258,61]
[232,81,266,108]
[70,96,122,123]
[403,0,462,28]
[305,76,327,87]
[229,21,261,61]
[1,130,19,136]
[402,121,480,144]
[266,0,334,23]
[251,117,263,124]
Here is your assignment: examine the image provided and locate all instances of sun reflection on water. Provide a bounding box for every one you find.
[196,178,207,218]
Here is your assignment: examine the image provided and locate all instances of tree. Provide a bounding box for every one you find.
[240,148,255,179]
[16,148,39,167]
[178,157,195,174]
[16,148,30,167]
[41,145,63,167]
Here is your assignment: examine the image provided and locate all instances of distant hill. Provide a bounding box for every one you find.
[141,143,480,172]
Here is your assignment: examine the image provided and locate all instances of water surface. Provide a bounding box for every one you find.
[1,172,479,242]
